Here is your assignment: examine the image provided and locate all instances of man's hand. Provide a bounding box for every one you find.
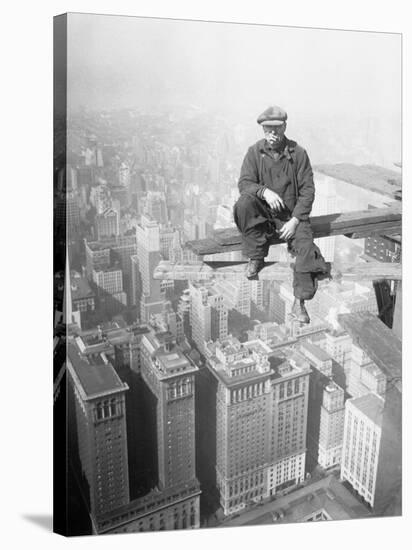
[279,217,299,241]
[262,188,285,212]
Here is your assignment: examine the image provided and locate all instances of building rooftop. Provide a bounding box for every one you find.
[300,341,331,363]
[349,393,384,426]
[67,343,126,400]
[224,475,370,527]
[70,276,94,301]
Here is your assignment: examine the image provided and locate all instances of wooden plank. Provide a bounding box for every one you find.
[187,205,402,255]
[338,311,401,392]
[154,260,401,282]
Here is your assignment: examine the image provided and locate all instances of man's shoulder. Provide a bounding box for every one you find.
[285,138,305,155]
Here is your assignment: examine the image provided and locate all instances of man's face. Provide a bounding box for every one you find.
[262,123,286,147]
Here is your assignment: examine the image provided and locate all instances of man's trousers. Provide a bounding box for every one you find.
[233,193,329,300]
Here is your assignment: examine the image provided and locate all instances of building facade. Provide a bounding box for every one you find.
[341,393,384,507]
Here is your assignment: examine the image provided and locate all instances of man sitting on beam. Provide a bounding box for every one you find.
[233,105,330,324]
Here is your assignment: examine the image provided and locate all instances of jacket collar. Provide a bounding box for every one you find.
[258,136,295,160]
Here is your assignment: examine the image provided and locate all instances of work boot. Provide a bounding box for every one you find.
[246,259,264,280]
[291,299,310,324]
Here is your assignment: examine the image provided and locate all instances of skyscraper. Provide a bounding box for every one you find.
[67,343,130,519]
[139,330,199,491]
[341,393,384,507]
[318,381,345,469]
[95,207,120,240]
[189,281,228,355]
[267,350,310,496]
[206,336,273,515]
[347,342,386,398]
[212,278,251,317]
[136,215,166,321]
[206,337,310,515]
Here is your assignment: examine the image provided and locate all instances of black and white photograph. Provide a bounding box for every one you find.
[53,11,402,536]
[3,2,410,549]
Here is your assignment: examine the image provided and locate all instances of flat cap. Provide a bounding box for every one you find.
[257,105,287,126]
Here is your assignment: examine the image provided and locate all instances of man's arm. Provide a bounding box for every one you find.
[238,147,264,196]
[291,148,315,221]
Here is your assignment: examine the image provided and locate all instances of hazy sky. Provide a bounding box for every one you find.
[67,13,401,124]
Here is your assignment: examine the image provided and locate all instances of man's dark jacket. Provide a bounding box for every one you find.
[238,137,315,221]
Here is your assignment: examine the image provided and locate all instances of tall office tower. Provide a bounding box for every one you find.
[251,280,264,311]
[347,342,386,398]
[341,393,384,507]
[267,350,310,497]
[205,336,273,515]
[84,240,111,279]
[136,215,166,322]
[145,191,168,225]
[90,183,112,214]
[312,172,337,262]
[311,329,352,372]
[183,216,207,242]
[138,330,201,528]
[177,289,192,342]
[96,207,120,240]
[159,226,179,261]
[110,235,138,307]
[299,341,333,470]
[318,381,345,469]
[148,304,185,346]
[212,278,251,317]
[189,281,228,355]
[268,282,287,324]
[67,342,130,519]
[118,162,131,187]
[300,341,333,377]
[92,267,127,316]
[130,255,141,307]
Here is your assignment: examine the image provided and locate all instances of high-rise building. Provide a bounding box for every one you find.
[159,226,179,261]
[347,342,386,398]
[90,183,111,214]
[268,282,287,324]
[139,330,199,492]
[92,267,127,315]
[212,278,251,317]
[318,381,345,469]
[130,255,141,307]
[84,240,111,279]
[267,350,310,496]
[189,281,228,355]
[110,235,138,307]
[341,393,384,507]
[251,280,264,311]
[68,327,201,535]
[67,343,130,518]
[145,191,168,225]
[96,207,120,240]
[205,336,273,515]
[136,215,166,321]
[205,337,310,515]
[311,329,352,372]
